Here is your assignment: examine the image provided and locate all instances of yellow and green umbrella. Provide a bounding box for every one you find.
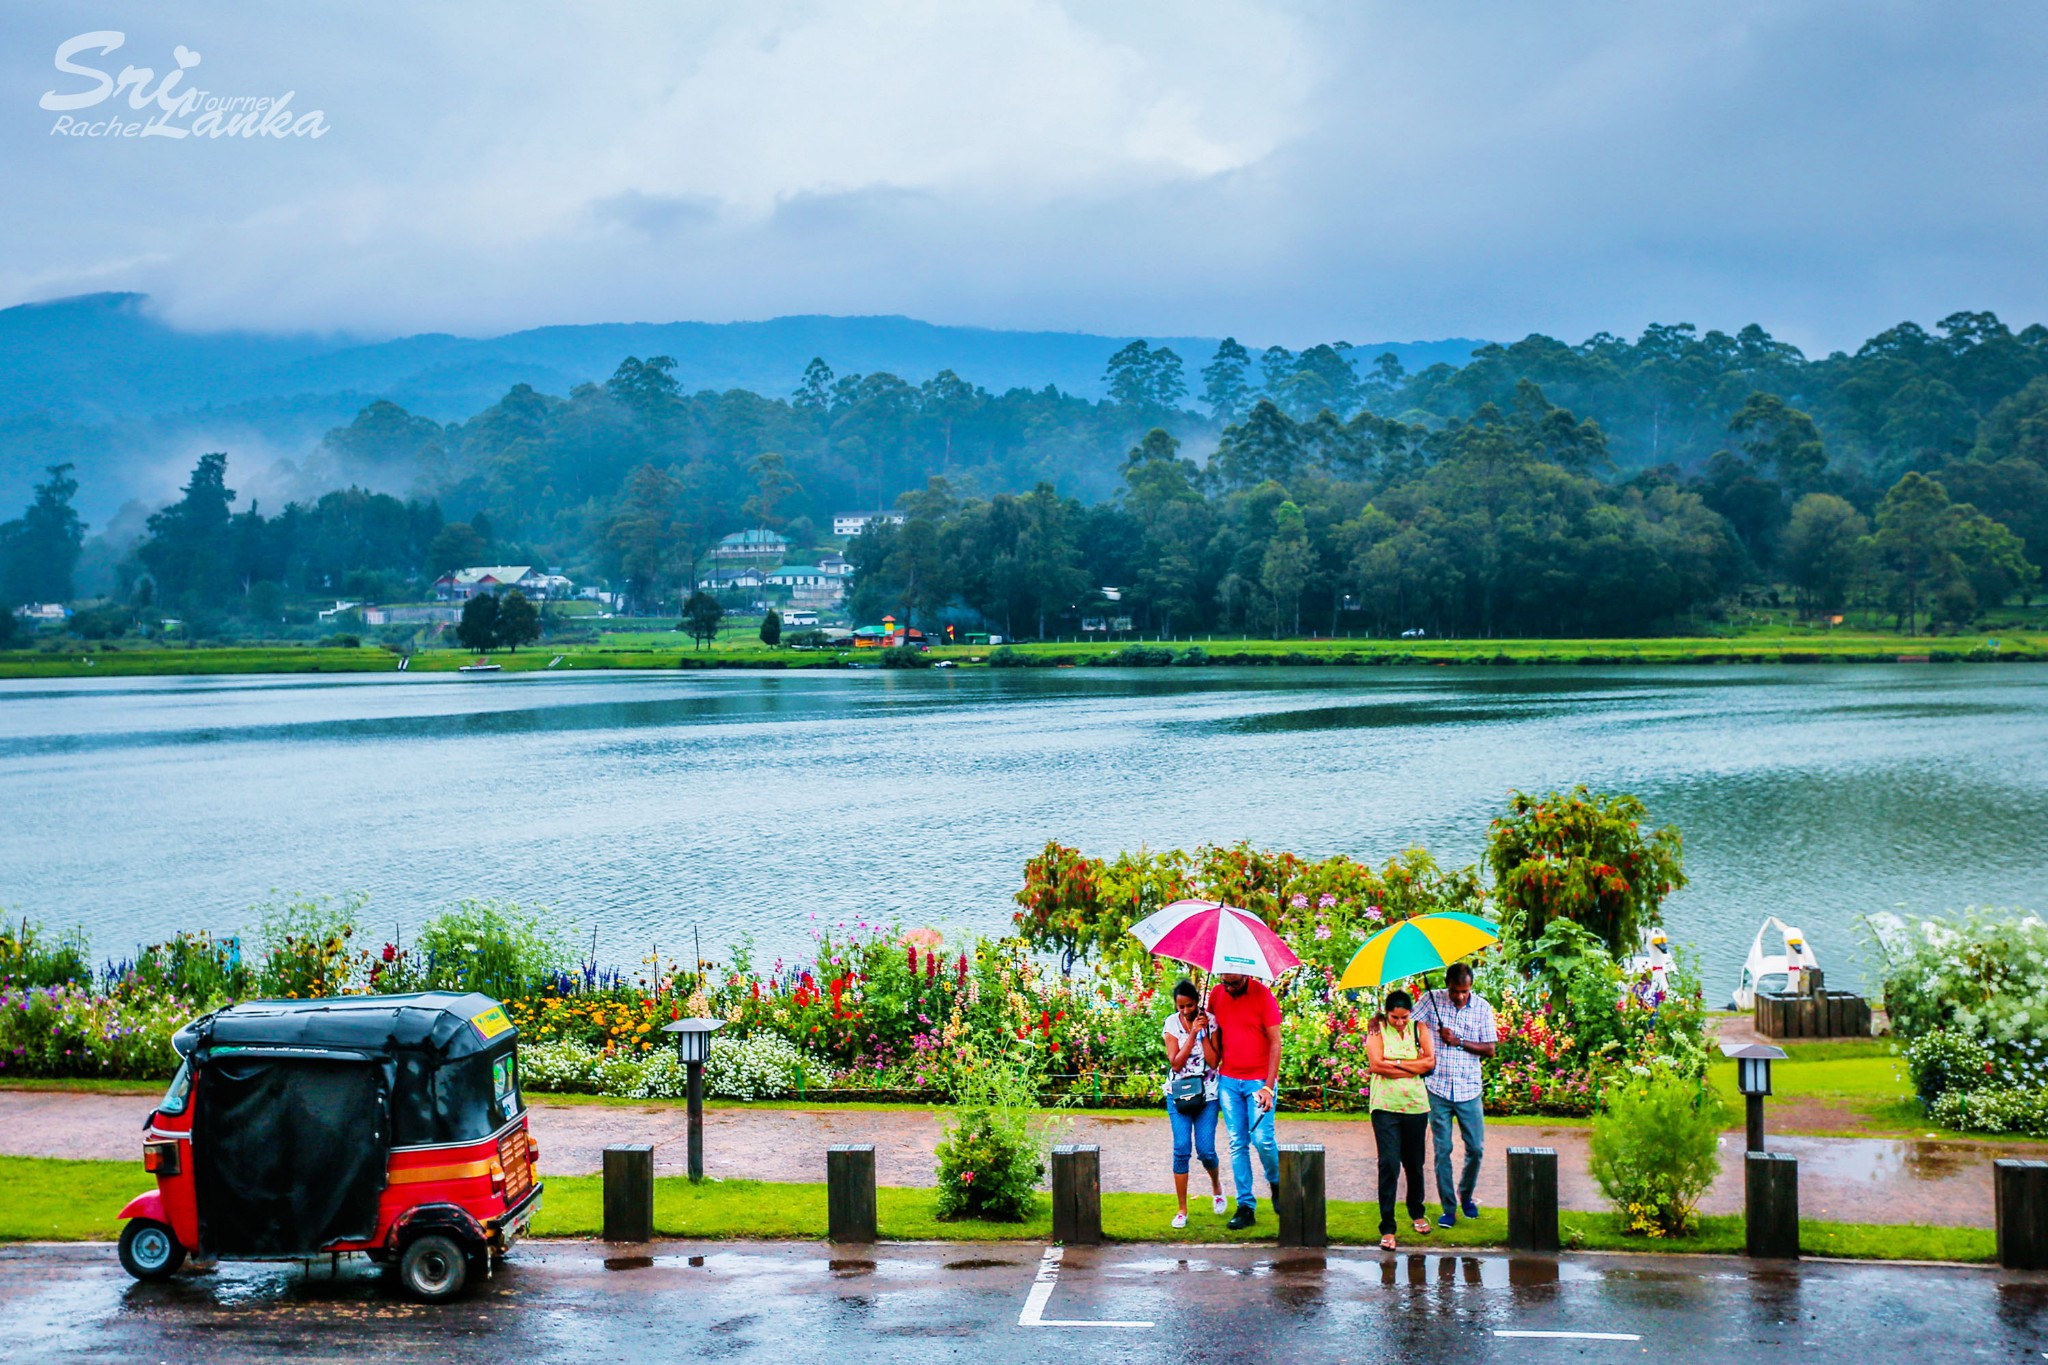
[1337,911,1500,991]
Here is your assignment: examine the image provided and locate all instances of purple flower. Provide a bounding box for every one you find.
[1289,894,1309,909]
[1317,894,1337,909]
[1364,906,1384,922]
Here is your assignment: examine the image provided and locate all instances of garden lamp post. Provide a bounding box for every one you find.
[1723,1041,1787,1153]
[662,1018,725,1181]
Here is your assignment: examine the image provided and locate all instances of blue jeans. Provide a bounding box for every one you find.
[1216,1075,1278,1210]
[1168,1096,1220,1175]
[1429,1091,1485,1210]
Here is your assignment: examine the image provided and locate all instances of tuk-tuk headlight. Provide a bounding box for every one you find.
[143,1141,181,1176]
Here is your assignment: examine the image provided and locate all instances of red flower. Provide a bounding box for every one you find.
[381,943,397,963]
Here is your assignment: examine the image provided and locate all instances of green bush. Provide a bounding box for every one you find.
[1108,644,1173,667]
[1929,1083,2048,1136]
[987,646,1026,668]
[1487,786,1686,954]
[518,1039,604,1093]
[933,1051,1046,1221]
[881,645,933,669]
[1902,1028,2000,1104]
[0,919,91,987]
[121,931,252,1001]
[413,900,573,1001]
[1588,1069,1727,1237]
[1173,646,1209,666]
[1873,908,2048,1048]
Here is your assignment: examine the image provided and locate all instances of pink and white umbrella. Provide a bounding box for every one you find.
[1128,899,1302,981]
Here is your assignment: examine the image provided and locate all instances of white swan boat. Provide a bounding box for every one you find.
[1728,915,1821,1010]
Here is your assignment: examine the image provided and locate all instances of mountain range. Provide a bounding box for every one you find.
[0,293,1484,519]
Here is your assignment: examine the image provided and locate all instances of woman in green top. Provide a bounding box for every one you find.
[1366,988,1437,1250]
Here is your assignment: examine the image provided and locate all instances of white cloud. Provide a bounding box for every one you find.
[1,0,2045,351]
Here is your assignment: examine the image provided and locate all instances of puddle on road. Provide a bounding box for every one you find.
[940,1258,1018,1271]
[602,1256,654,1271]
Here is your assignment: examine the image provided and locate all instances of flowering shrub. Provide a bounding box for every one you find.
[1928,1083,2048,1136]
[0,919,91,988]
[1875,909,2048,1135]
[1875,908,2048,1048]
[1487,786,1686,954]
[517,1038,606,1094]
[0,981,214,1077]
[660,1033,820,1100]
[933,1051,1046,1221]
[1587,1068,1727,1237]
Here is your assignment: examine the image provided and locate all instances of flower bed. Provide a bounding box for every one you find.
[0,791,1713,1118]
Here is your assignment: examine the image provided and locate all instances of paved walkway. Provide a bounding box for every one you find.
[1,1089,2031,1228]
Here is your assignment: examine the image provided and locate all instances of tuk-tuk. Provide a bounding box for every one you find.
[115,991,542,1302]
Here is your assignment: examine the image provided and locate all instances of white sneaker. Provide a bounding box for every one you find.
[1212,1195,1228,1216]
[1171,1211,1188,1229]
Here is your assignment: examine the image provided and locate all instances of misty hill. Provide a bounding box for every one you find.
[0,293,1483,514]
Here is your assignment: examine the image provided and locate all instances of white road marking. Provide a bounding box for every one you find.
[1495,1330,1643,1341]
[1017,1246,1153,1329]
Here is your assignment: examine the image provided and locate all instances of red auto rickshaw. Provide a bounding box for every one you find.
[116,991,542,1301]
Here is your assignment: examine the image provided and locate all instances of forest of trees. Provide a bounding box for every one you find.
[2,310,2044,640]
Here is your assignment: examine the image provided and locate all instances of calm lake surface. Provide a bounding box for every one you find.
[2,665,2044,995]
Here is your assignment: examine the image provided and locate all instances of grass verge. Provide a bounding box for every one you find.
[4,629,2043,679]
[0,1159,1993,1263]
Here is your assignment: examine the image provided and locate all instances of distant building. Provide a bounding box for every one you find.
[766,563,846,610]
[432,566,564,601]
[363,605,460,625]
[697,567,767,592]
[832,512,905,538]
[710,529,789,560]
[818,553,853,576]
[12,603,70,622]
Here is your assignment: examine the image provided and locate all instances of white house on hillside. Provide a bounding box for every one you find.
[832,511,905,538]
[432,566,566,601]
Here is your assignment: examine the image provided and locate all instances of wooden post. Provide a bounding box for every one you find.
[826,1144,877,1244]
[1051,1144,1102,1246]
[1995,1159,2048,1271]
[1745,1152,1799,1259]
[602,1144,654,1243]
[1276,1144,1327,1248]
[1506,1147,1559,1253]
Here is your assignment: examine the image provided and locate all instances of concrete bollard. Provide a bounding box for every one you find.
[1276,1144,1327,1248]
[1507,1147,1560,1253]
[826,1144,878,1244]
[1050,1144,1102,1246]
[1745,1151,1799,1259]
[1995,1158,2048,1270]
[602,1143,654,1243]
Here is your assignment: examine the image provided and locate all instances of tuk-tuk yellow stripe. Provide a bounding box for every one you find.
[387,1158,493,1185]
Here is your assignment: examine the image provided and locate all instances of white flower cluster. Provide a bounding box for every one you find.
[515,1033,824,1101]
[700,1031,819,1100]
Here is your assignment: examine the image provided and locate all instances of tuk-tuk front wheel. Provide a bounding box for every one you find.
[397,1233,471,1303]
[118,1219,187,1281]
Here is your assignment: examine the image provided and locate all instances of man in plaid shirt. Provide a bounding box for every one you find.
[1412,961,1497,1228]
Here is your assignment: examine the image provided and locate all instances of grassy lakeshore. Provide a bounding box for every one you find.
[2,627,2043,679]
[0,1159,1993,1262]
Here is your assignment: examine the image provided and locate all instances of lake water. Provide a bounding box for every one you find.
[2,665,2044,995]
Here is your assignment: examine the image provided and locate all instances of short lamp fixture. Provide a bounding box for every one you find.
[661,1018,725,1181]
[1722,1040,1787,1154]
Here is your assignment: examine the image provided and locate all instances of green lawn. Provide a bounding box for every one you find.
[0,1159,1992,1263]
[4,628,2043,679]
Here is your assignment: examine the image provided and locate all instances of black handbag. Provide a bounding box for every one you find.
[1170,1073,1210,1116]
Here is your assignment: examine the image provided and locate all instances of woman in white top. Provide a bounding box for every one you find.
[1163,979,1226,1228]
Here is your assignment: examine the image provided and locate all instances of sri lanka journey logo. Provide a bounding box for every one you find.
[40,31,329,140]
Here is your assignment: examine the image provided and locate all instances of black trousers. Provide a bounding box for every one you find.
[1372,1109,1429,1235]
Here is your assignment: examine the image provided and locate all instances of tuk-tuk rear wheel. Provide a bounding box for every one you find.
[397,1233,471,1303]
[118,1219,187,1281]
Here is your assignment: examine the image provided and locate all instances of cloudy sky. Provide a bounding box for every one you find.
[4,1,2045,352]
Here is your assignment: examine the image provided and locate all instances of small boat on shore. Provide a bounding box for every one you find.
[458,657,502,675]
[1729,915,1820,1010]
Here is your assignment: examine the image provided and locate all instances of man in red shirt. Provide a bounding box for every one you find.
[1207,972,1283,1230]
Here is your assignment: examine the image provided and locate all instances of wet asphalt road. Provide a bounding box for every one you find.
[4,1240,2046,1364]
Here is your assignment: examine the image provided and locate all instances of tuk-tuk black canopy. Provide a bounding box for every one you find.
[173,993,523,1257]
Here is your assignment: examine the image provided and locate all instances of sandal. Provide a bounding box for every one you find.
[1413,1218,1433,1235]
[1379,1235,1397,1251]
